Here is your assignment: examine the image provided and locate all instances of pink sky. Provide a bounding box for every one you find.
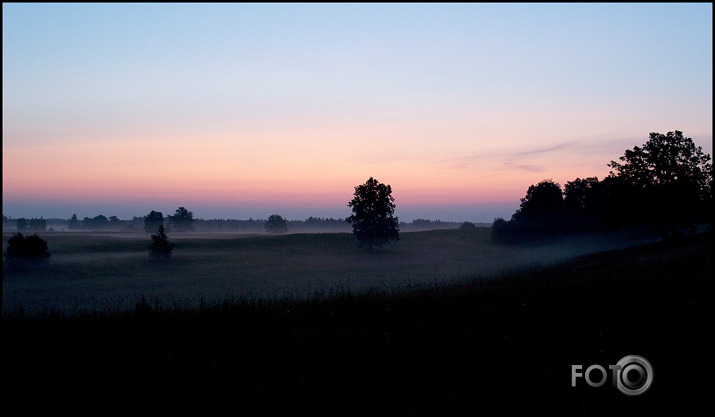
[3,4,712,221]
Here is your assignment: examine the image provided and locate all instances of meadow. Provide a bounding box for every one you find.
[2,229,710,415]
[3,227,657,315]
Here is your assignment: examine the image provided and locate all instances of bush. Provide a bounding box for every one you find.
[4,233,51,263]
[458,221,479,240]
[148,225,175,260]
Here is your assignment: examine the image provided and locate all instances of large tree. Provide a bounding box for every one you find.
[144,211,164,233]
[169,207,194,232]
[347,177,400,252]
[607,130,712,236]
[510,179,564,236]
[264,214,288,233]
[608,131,711,191]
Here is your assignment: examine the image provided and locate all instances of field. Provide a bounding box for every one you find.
[2,229,711,415]
[4,228,657,314]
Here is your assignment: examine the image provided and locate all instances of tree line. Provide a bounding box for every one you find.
[4,214,465,234]
[9,217,49,232]
[492,131,713,242]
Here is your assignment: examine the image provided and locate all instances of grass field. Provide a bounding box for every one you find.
[2,230,710,415]
[3,228,657,314]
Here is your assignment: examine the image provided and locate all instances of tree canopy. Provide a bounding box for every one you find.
[265,214,289,233]
[607,131,712,236]
[608,131,711,191]
[347,177,400,251]
[492,130,712,242]
[82,215,108,230]
[169,207,194,232]
[145,211,164,233]
[511,180,563,226]
[4,233,51,263]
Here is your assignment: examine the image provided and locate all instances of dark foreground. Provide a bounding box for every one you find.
[3,233,711,416]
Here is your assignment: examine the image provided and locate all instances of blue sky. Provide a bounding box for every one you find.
[3,3,712,222]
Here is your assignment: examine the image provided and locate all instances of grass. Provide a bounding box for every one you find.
[2,231,710,415]
[3,227,657,315]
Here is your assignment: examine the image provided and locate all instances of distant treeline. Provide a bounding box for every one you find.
[2,214,475,233]
[2,217,61,232]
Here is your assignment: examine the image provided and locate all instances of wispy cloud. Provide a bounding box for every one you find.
[443,137,634,173]
[512,141,580,157]
[502,162,547,173]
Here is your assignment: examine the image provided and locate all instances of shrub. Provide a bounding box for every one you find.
[148,225,175,260]
[458,221,479,240]
[4,233,51,263]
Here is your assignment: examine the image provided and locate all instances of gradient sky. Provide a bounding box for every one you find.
[3,3,712,222]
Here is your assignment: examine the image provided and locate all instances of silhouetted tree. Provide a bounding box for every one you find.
[563,177,603,231]
[145,211,164,233]
[16,218,28,232]
[169,207,194,232]
[509,179,565,237]
[4,233,50,263]
[148,225,175,260]
[347,177,400,252]
[563,177,599,215]
[265,214,288,233]
[490,217,512,243]
[607,130,713,237]
[608,131,711,191]
[490,180,567,242]
[68,214,80,230]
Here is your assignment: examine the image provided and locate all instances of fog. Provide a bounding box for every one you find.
[2,227,659,315]
[0,200,521,226]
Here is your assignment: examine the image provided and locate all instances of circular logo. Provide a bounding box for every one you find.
[615,355,653,395]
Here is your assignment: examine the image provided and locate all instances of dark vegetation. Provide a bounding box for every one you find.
[3,232,50,264]
[3,233,710,415]
[67,214,120,230]
[168,206,195,232]
[147,225,175,260]
[2,130,710,413]
[492,131,713,242]
[264,214,289,233]
[347,177,400,251]
[12,217,47,232]
[144,210,164,233]
[457,221,480,240]
[3,214,465,234]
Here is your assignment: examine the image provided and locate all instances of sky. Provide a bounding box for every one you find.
[3,3,712,222]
